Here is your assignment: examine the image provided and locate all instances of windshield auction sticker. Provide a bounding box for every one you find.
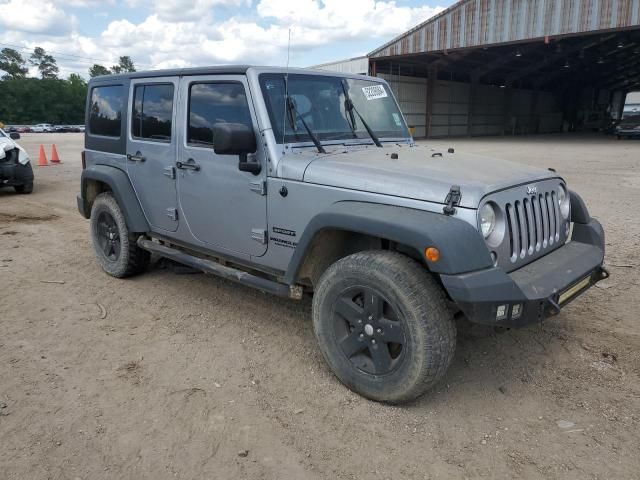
[362,85,388,100]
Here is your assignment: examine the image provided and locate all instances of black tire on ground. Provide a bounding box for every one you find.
[312,250,456,404]
[90,192,150,278]
[14,181,33,194]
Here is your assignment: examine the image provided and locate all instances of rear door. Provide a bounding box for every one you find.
[176,75,267,256]
[126,77,179,232]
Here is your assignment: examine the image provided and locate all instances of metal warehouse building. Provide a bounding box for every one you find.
[324,0,640,138]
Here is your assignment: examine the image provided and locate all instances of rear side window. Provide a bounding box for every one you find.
[131,84,174,142]
[89,85,123,137]
[187,82,253,147]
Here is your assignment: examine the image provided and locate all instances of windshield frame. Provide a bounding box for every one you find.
[257,72,411,147]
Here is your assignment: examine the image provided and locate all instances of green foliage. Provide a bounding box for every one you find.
[0,48,28,79]
[30,47,59,79]
[111,56,136,74]
[0,47,138,124]
[0,77,87,124]
[89,64,112,78]
[90,57,137,77]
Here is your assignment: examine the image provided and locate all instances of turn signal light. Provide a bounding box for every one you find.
[425,247,440,263]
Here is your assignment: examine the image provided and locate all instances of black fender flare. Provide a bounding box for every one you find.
[284,201,493,284]
[569,189,590,224]
[569,190,605,250]
[79,165,149,232]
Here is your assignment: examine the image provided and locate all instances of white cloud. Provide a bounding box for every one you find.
[125,0,250,21]
[257,0,444,39]
[0,0,72,35]
[0,0,447,78]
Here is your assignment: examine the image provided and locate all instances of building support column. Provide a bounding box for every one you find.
[529,85,540,134]
[425,65,437,138]
[467,79,476,137]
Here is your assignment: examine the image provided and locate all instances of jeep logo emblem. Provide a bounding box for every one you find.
[527,185,538,195]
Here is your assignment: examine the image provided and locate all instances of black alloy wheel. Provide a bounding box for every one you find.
[96,211,121,262]
[333,286,406,376]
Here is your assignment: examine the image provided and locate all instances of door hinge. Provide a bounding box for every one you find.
[249,180,267,196]
[166,208,178,221]
[251,228,267,244]
[163,166,176,179]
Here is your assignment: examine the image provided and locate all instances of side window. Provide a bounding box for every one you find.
[89,85,123,137]
[187,82,253,147]
[131,83,174,142]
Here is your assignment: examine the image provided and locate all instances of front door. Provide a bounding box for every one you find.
[177,76,267,257]
[127,77,179,232]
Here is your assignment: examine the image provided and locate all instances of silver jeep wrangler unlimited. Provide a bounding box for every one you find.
[78,66,607,403]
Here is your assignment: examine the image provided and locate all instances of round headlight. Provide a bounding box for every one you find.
[480,203,496,238]
[558,185,570,219]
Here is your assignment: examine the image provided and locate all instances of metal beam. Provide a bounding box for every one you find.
[505,35,616,85]
[470,44,538,82]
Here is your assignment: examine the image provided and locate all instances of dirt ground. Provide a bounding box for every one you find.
[1,133,638,480]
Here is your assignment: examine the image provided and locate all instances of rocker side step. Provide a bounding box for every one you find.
[137,238,302,299]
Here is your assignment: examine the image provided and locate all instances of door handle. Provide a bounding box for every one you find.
[176,159,201,171]
[127,152,146,162]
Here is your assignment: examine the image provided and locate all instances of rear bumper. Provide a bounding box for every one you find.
[440,218,606,327]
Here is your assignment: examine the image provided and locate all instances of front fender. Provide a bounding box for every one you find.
[79,165,149,232]
[284,201,493,283]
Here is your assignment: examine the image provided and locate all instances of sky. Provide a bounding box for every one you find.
[0,0,451,79]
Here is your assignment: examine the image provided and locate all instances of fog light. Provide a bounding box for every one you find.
[512,303,523,319]
[496,304,508,320]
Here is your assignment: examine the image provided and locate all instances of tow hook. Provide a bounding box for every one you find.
[547,297,562,316]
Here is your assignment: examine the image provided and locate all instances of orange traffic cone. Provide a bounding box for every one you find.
[37,145,48,166]
[50,144,61,164]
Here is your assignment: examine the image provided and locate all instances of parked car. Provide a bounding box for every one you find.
[0,128,34,193]
[77,66,607,403]
[16,126,32,133]
[615,114,640,139]
[31,123,54,133]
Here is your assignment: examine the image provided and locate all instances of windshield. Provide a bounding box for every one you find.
[259,73,409,144]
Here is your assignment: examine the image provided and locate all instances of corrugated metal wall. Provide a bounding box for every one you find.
[379,74,428,137]
[312,57,369,75]
[371,0,640,58]
[380,75,561,137]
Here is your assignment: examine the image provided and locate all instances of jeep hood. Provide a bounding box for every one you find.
[285,144,557,209]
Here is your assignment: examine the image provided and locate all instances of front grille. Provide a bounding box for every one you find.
[505,192,560,263]
[481,179,569,272]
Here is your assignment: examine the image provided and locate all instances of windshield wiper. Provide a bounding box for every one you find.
[341,80,383,148]
[286,96,326,154]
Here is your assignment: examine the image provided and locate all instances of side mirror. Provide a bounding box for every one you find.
[212,123,257,156]
[212,123,261,175]
[9,132,20,140]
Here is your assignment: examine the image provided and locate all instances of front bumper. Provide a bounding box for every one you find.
[440,218,606,327]
[0,159,34,187]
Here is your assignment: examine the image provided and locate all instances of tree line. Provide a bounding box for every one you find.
[0,47,136,124]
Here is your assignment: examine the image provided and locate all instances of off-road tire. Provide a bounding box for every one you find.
[313,250,456,403]
[14,181,33,194]
[90,192,150,278]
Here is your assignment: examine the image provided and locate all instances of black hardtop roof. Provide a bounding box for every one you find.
[88,65,386,85]
[89,65,251,83]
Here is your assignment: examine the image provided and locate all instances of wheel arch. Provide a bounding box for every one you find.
[284,201,493,286]
[80,165,149,233]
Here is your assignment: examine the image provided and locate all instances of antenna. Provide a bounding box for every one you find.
[281,27,292,151]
